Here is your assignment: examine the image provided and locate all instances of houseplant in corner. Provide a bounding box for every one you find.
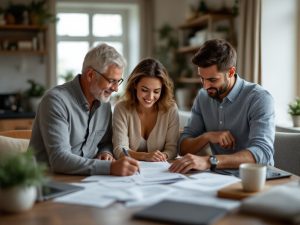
[26,79,45,112]
[0,150,45,213]
[288,98,300,127]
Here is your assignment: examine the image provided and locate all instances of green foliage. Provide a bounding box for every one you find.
[289,98,300,116]
[5,3,28,24]
[26,79,45,97]
[155,24,192,88]
[59,70,74,83]
[29,0,58,25]
[0,150,46,189]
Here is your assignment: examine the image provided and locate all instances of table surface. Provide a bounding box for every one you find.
[0,172,298,225]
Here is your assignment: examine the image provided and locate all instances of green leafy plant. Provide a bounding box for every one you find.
[28,0,58,25]
[5,3,28,24]
[59,70,74,83]
[288,98,300,116]
[26,79,45,97]
[0,150,46,189]
[155,24,192,89]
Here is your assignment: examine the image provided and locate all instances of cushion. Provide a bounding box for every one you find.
[0,135,30,155]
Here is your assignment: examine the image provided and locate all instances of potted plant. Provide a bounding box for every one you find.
[0,150,45,213]
[155,24,193,111]
[26,79,46,112]
[59,70,74,83]
[4,3,28,24]
[28,0,57,25]
[288,98,300,127]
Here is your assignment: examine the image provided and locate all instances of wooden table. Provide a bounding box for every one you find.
[0,173,298,225]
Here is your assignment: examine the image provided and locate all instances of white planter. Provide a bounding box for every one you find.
[0,186,37,213]
[292,115,300,127]
[176,88,192,111]
[29,97,42,112]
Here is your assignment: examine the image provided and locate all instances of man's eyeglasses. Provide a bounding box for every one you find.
[91,67,123,86]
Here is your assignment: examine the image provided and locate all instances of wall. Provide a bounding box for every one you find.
[261,0,299,126]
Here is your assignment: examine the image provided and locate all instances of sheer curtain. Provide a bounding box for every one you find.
[237,0,262,84]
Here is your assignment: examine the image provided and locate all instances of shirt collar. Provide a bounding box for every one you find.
[71,74,90,112]
[225,74,243,103]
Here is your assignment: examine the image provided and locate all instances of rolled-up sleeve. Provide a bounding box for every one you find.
[178,93,206,154]
[246,92,275,165]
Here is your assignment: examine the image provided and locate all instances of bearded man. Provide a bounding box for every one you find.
[169,39,275,174]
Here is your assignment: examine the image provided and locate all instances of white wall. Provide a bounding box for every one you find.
[261,0,298,126]
[153,0,188,30]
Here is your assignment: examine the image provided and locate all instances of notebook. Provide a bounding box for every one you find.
[214,166,292,180]
[133,200,228,225]
[36,180,84,201]
[240,184,300,224]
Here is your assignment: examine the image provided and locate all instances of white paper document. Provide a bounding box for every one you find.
[54,183,115,208]
[82,161,187,185]
[172,172,240,192]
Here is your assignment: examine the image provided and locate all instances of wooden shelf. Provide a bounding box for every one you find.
[177,77,201,84]
[0,25,47,31]
[0,24,47,56]
[177,46,200,54]
[0,50,47,55]
[179,13,234,29]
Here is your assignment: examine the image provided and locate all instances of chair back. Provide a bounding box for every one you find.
[274,132,300,176]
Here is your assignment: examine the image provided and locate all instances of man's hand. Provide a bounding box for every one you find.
[169,154,209,174]
[110,157,140,176]
[206,131,236,149]
[95,152,114,161]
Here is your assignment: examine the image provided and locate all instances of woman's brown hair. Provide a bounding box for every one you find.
[122,58,175,112]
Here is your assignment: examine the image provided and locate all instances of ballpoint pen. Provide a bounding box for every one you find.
[122,147,140,174]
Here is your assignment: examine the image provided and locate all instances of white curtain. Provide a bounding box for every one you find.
[237,0,262,84]
[139,0,154,58]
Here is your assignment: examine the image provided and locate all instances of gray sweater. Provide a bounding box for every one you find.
[29,75,113,175]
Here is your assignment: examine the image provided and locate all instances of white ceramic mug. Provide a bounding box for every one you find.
[239,163,267,192]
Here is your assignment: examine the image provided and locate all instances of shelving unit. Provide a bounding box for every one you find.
[177,13,236,55]
[0,25,47,55]
[175,13,236,110]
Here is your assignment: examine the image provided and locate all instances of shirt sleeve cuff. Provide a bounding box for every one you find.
[93,160,111,175]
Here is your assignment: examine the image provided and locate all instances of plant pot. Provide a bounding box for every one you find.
[0,186,36,213]
[29,97,42,112]
[292,115,300,127]
[176,88,192,111]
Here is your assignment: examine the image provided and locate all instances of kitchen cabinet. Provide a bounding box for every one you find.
[0,24,47,55]
[0,118,34,131]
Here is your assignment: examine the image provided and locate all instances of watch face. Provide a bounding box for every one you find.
[210,156,218,165]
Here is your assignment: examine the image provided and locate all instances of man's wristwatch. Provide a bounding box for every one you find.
[209,155,219,171]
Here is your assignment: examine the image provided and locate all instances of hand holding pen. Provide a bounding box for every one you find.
[122,147,140,174]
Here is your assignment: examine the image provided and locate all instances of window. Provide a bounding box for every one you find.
[56,2,139,88]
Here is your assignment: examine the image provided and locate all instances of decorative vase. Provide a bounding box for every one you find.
[292,115,300,127]
[29,97,42,112]
[176,88,192,111]
[0,186,37,213]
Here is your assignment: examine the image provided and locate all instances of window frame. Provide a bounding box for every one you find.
[56,4,130,83]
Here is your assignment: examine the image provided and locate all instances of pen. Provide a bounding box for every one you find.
[122,147,140,174]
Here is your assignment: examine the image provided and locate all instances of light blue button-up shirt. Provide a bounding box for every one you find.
[179,75,275,165]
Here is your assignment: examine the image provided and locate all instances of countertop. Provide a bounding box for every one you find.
[0,111,35,119]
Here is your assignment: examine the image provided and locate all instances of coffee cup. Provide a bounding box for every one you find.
[239,163,266,192]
